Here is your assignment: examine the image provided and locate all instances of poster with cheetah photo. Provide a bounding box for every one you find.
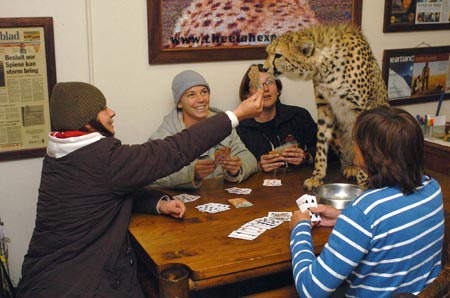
[160,0,356,48]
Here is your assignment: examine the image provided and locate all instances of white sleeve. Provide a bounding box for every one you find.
[225,111,239,128]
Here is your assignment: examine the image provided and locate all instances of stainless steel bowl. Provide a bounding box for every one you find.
[313,183,364,209]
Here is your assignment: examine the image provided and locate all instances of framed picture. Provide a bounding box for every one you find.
[382,46,450,106]
[383,0,450,32]
[147,0,362,64]
[0,17,56,161]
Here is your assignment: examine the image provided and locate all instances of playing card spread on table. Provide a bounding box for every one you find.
[225,187,252,194]
[263,179,282,186]
[172,193,201,203]
[243,217,284,230]
[228,198,253,208]
[268,211,292,222]
[228,216,284,240]
[228,230,259,240]
[296,194,321,222]
[196,203,230,214]
[228,225,266,240]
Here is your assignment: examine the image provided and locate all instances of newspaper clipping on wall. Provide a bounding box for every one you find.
[390,0,450,26]
[0,27,50,155]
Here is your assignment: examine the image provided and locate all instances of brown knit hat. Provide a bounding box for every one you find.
[50,82,106,131]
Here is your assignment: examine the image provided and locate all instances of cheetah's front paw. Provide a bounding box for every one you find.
[303,177,323,191]
[342,165,359,181]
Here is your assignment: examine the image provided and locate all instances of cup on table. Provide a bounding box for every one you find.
[159,263,190,298]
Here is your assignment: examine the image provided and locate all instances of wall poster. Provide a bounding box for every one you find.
[382,46,450,105]
[384,0,450,32]
[147,0,362,64]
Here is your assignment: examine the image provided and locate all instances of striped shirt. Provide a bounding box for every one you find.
[290,176,444,298]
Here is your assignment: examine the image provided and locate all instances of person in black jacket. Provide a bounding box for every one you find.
[16,82,263,298]
[237,64,317,173]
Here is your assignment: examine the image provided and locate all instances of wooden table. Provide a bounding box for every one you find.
[129,165,450,297]
[130,165,345,296]
[424,139,450,175]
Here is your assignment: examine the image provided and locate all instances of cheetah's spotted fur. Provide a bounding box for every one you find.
[264,24,389,190]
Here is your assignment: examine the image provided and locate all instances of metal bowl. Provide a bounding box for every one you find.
[313,183,364,209]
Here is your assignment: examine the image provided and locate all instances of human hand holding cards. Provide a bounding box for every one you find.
[296,194,321,222]
[214,147,231,165]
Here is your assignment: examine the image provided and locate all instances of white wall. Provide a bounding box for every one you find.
[1,0,449,285]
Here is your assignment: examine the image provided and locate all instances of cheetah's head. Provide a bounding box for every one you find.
[264,30,320,81]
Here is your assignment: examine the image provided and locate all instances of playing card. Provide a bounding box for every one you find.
[310,212,321,222]
[296,194,316,209]
[248,65,263,90]
[229,222,268,240]
[296,194,321,222]
[244,217,283,229]
[172,193,200,203]
[196,203,230,213]
[228,230,259,240]
[235,225,266,237]
[225,187,252,194]
[228,198,253,208]
[268,211,292,222]
[263,179,282,186]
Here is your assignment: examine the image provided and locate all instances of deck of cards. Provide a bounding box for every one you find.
[228,216,284,240]
[228,198,253,208]
[296,194,321,222]
[196,203,230,214]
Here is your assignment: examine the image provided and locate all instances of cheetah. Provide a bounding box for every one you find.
[264,23,389,190]
[166,0,318,48]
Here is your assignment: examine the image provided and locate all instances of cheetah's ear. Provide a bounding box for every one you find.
[298,40,314,57]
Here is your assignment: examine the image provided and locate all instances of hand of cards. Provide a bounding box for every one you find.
[269,141,299,155]
[296,194,321,222]
[214,147,231,165]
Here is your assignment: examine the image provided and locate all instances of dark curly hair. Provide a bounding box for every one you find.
[353,106,424,194]
[238,64,282,101]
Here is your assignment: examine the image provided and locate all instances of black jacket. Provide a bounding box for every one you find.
[237,102,317,162]
[16,113,232,298]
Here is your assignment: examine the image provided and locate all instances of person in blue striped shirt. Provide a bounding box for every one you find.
[290,106,444,298]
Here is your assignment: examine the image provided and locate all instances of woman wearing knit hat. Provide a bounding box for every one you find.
[149,70,258,189]
[16,81,263,298]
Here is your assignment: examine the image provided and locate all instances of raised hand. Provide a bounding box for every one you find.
[233,89,263,121]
